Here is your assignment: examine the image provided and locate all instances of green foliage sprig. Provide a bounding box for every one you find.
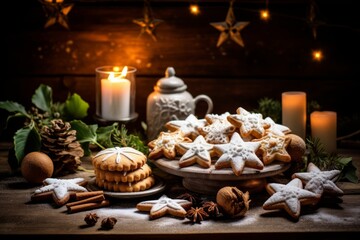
[305,136,358,183]
[0,84,89,168]
[253,97,281,123]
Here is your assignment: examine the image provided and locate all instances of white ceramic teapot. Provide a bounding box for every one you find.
[146,67,213,140]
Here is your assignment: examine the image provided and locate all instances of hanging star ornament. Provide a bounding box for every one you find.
[210,0,250,47]
[133,0,164,41]
[39,0,74,30]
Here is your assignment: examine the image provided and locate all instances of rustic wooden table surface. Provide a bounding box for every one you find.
[0,142,359,240]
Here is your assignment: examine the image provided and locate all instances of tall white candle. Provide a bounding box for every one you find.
[282,91,307,140]
[101,72,130,120]
[310,111,337,153]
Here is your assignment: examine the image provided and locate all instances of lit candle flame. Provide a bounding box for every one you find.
[108,66,128,82]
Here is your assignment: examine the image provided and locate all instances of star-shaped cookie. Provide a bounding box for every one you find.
[39,0,74,30]
[214,132,263,176]
[198,112,236,144]
[210,0,249,47]
[136,194,192,219]
[292,162,344,197]
[148,130,192,160]
[253,132,291,165]
[31,177,88,206]
[264,117,291,136]
[227,107,270,139]
[165,114,207,139]
[263,178,320,219]
[176,135,214,168]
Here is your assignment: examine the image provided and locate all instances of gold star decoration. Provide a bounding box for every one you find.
[210,0,250,47]
[39,0,74,30]
[133,0,163,41]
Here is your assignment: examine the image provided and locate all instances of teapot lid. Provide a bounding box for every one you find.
[154,67,187,93]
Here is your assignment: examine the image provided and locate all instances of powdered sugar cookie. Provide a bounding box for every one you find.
[165,114,207,140]
[176,135,214,168]
[148,130,192,160]
[198,112,236,144]
[253,132,291,165]
[263,178,320,219]
[136,194,192,219]
[227,107,270,139]
[264,117,291,136]
[214,132,263,176]
[31,177,88,206]
[292,162,344,197]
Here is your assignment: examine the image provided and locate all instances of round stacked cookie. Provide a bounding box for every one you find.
[92,147,155,192]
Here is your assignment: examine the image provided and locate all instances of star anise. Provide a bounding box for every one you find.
[84,212,99,226]
[186,207,209,223]
[177,192,201,206]
[202,201,221,218]
[101,217,117,229]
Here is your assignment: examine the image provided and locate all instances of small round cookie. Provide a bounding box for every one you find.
[98,176,156,192]
[92,147,147,172]
[95,164,152,183]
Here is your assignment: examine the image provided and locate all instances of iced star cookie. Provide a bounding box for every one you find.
[31,177,88,206]
[92,147,147,172]
[136,194,192,219]
[253,132,292,165]
[292,162,344,197]
[176,135,214,168]
[264,117,291,136]
[165,114,207,140]
[148,130,192,160]
[198,112,236,144]
[214,132,264,176]
[227,107,270,139]
[263,178,320,219]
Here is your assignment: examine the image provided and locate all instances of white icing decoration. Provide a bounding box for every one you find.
[179,135,213,162]
[34,178,87,200]
[95,147,144,164]
[166,114,207,137]
[264,117,290,136]
[139,195,189,214]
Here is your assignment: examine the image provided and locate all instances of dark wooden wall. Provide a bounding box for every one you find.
[1,0,359,139]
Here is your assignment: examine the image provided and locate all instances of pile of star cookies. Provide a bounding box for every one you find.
[148,107,305,176]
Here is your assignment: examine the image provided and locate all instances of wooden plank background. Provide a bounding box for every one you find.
[1,0,359,140]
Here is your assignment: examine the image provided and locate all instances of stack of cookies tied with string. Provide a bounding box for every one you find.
[92,147,155,192]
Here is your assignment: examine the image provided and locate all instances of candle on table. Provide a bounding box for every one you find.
[310,111,337,153]
[101,66,130,120]
[282,91,307,140]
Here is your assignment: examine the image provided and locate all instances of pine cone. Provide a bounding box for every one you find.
[41,119,84,176]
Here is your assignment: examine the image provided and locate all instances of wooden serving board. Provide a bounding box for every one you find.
[151,158,290,195]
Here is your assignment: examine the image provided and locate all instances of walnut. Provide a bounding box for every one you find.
[101,217,117,229]
[216,186,251,218]
[186,207,209,223]
[84,213,99,226]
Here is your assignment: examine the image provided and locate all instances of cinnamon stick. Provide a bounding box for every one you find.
[67,200,110,214]
[74,191,104,201]
[66,194,105,208]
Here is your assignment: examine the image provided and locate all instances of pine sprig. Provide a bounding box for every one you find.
[306,136,358,183]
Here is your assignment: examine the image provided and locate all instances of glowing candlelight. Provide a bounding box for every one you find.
[311,111,337,153]
[282,91,307,140]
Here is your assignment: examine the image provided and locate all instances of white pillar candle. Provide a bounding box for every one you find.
[310,111,337,153]
[282,91,307,140]
[101,73,131,120]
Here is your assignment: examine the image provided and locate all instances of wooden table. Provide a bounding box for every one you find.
[1,142,360,240]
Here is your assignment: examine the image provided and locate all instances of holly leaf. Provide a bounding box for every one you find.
[337,157,358,183]
[96,124,116,148]
[63,93,89,120]
[0,101,29,116]
[13,126,41,165]
[32,84,52,112]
